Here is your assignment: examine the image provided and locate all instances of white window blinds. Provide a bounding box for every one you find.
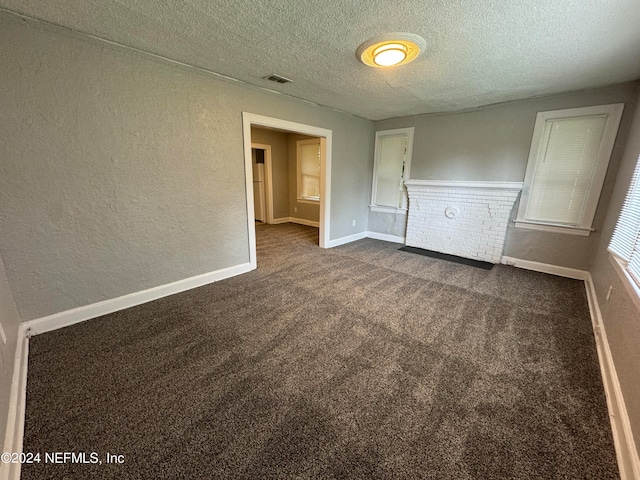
[374,134,407,208]
[516,104,624,235]
[297,140,320,200]
[525,115,607,226]
[609,156,640,285]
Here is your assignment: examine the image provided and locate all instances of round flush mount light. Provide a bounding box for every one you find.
[357,33,426,68]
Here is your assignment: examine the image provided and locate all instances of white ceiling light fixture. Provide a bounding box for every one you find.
[357,33,426,68]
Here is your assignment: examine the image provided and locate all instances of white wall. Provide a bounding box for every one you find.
[0,11,373,321]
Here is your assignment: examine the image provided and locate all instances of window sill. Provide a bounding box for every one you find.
[297,198,320,205]
[369,205,407,214]
[514,221,592,236]
[608,253,640,311]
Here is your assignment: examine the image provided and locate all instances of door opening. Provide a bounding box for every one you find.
[242,113,332,269]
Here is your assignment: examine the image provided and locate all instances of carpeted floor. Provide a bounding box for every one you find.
[21,223,618,479]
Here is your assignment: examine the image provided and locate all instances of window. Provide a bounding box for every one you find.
[370,127,414,212]
[297,138,321,202]
[609,155,640,293]
[516,104,624,236]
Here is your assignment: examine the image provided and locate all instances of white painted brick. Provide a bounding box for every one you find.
[405,183,520,263]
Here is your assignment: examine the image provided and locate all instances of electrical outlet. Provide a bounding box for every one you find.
[294,207,297,213]
[0,323,6,345]
[606,285,613,301]
[352,220,356,226]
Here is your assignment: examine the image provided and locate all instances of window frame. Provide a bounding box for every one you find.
[608,154,640,309]
[370,127,415,214]
[609,252,640,310]
[296,138,321,203]
[515,103,624,236]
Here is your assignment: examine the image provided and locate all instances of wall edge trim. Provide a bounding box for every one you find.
[23,263,254,336]
[584,274,640,480]
[366,232,406,244]
[404,179,524,190]
[326,232,367,248]
[0,325,29,480]
[266,218,321,228]
[289,217,320,228]
[500,256,589,280]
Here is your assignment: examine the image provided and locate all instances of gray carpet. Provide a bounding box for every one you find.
[21,223,618,479]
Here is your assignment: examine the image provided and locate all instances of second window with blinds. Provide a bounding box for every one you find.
[515,103,624,236]
[370,127,415,213]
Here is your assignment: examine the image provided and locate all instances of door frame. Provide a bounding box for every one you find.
[242,112,332,268]
[251,143,274,224]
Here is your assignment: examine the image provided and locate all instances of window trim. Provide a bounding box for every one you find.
[513,221,593,236]
[370,127,415,210]
[608,152,640,308]
[296,138,321,202]
[515,103,624,235]
[609,252,640,310]
[368,205,408,214]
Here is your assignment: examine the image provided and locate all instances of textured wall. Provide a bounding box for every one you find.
[250,127,290,220]
[374,84,639,269]
[0,12,373,320]
[590,89,640,464]
[0,255,20,453]
[368,211,407,238]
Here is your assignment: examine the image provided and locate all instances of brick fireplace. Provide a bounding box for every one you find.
[404,180,523,263]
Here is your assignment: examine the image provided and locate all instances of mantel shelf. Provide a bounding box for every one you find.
[404,180,523,190]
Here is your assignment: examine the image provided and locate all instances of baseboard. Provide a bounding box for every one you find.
[366,231,405,244]
[326,232,367,248]
[325,231,406,248]
[584,275,640,480]
[24,262,254,336]
[500,256,589,280]
[0,326,29,480]
[270,217,320,228]
[288,217,320,228]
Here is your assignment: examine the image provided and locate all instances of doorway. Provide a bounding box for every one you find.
[242,113,332,269]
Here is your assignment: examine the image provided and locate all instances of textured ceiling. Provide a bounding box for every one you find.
[2,0,640,120]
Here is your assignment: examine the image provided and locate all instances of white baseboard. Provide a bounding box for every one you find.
[289,217,320,228]
[0,326,29,480]
[270,217,320,228]
[584,275,640,480]
[500,256,589,280]
[366,231,405,244]
[325,230,406,248]
[24,262,254,336]
[326,232,367,248]
[2,262,253,479]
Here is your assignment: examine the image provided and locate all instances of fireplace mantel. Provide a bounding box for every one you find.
[404,180,524,190]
